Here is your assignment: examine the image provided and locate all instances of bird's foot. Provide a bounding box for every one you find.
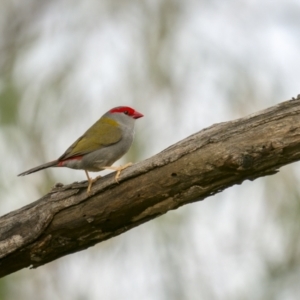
[85,170,102,194]
[102,162,133,183]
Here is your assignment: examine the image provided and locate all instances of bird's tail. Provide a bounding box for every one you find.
[18,160,59,176]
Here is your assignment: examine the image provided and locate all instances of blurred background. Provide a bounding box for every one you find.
[1,0,300,299]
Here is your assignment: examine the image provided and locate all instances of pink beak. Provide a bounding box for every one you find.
[133,111,144,119]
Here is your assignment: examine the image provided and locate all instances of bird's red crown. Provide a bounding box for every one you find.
[109,106,143,119]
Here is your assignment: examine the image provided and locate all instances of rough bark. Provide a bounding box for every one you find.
[1,96,300,278]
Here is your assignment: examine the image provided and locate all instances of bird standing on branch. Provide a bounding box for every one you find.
[18,106,144,193]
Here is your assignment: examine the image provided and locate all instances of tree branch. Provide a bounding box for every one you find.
[1,96,300,277]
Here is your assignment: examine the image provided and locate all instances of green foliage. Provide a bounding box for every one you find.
[0,80,19,126]
[0,278,9,300]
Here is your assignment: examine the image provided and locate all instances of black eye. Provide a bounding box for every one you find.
[124,110,129,115]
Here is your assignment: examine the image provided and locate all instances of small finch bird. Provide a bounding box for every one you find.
[18,106,144,193]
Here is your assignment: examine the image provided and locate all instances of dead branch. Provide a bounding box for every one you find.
[1,96,300,277]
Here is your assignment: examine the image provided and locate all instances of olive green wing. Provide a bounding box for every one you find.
[59,117,122,160]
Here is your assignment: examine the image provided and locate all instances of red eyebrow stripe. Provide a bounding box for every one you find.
[110,106,135,114]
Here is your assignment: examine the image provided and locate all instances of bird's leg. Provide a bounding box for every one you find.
[102,162,133,183]
[85,170,101,193]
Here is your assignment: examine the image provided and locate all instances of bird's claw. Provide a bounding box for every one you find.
[102,162,133,183]
[85,170,102,194]
[86,163,133,193]
[114,162,133,183]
